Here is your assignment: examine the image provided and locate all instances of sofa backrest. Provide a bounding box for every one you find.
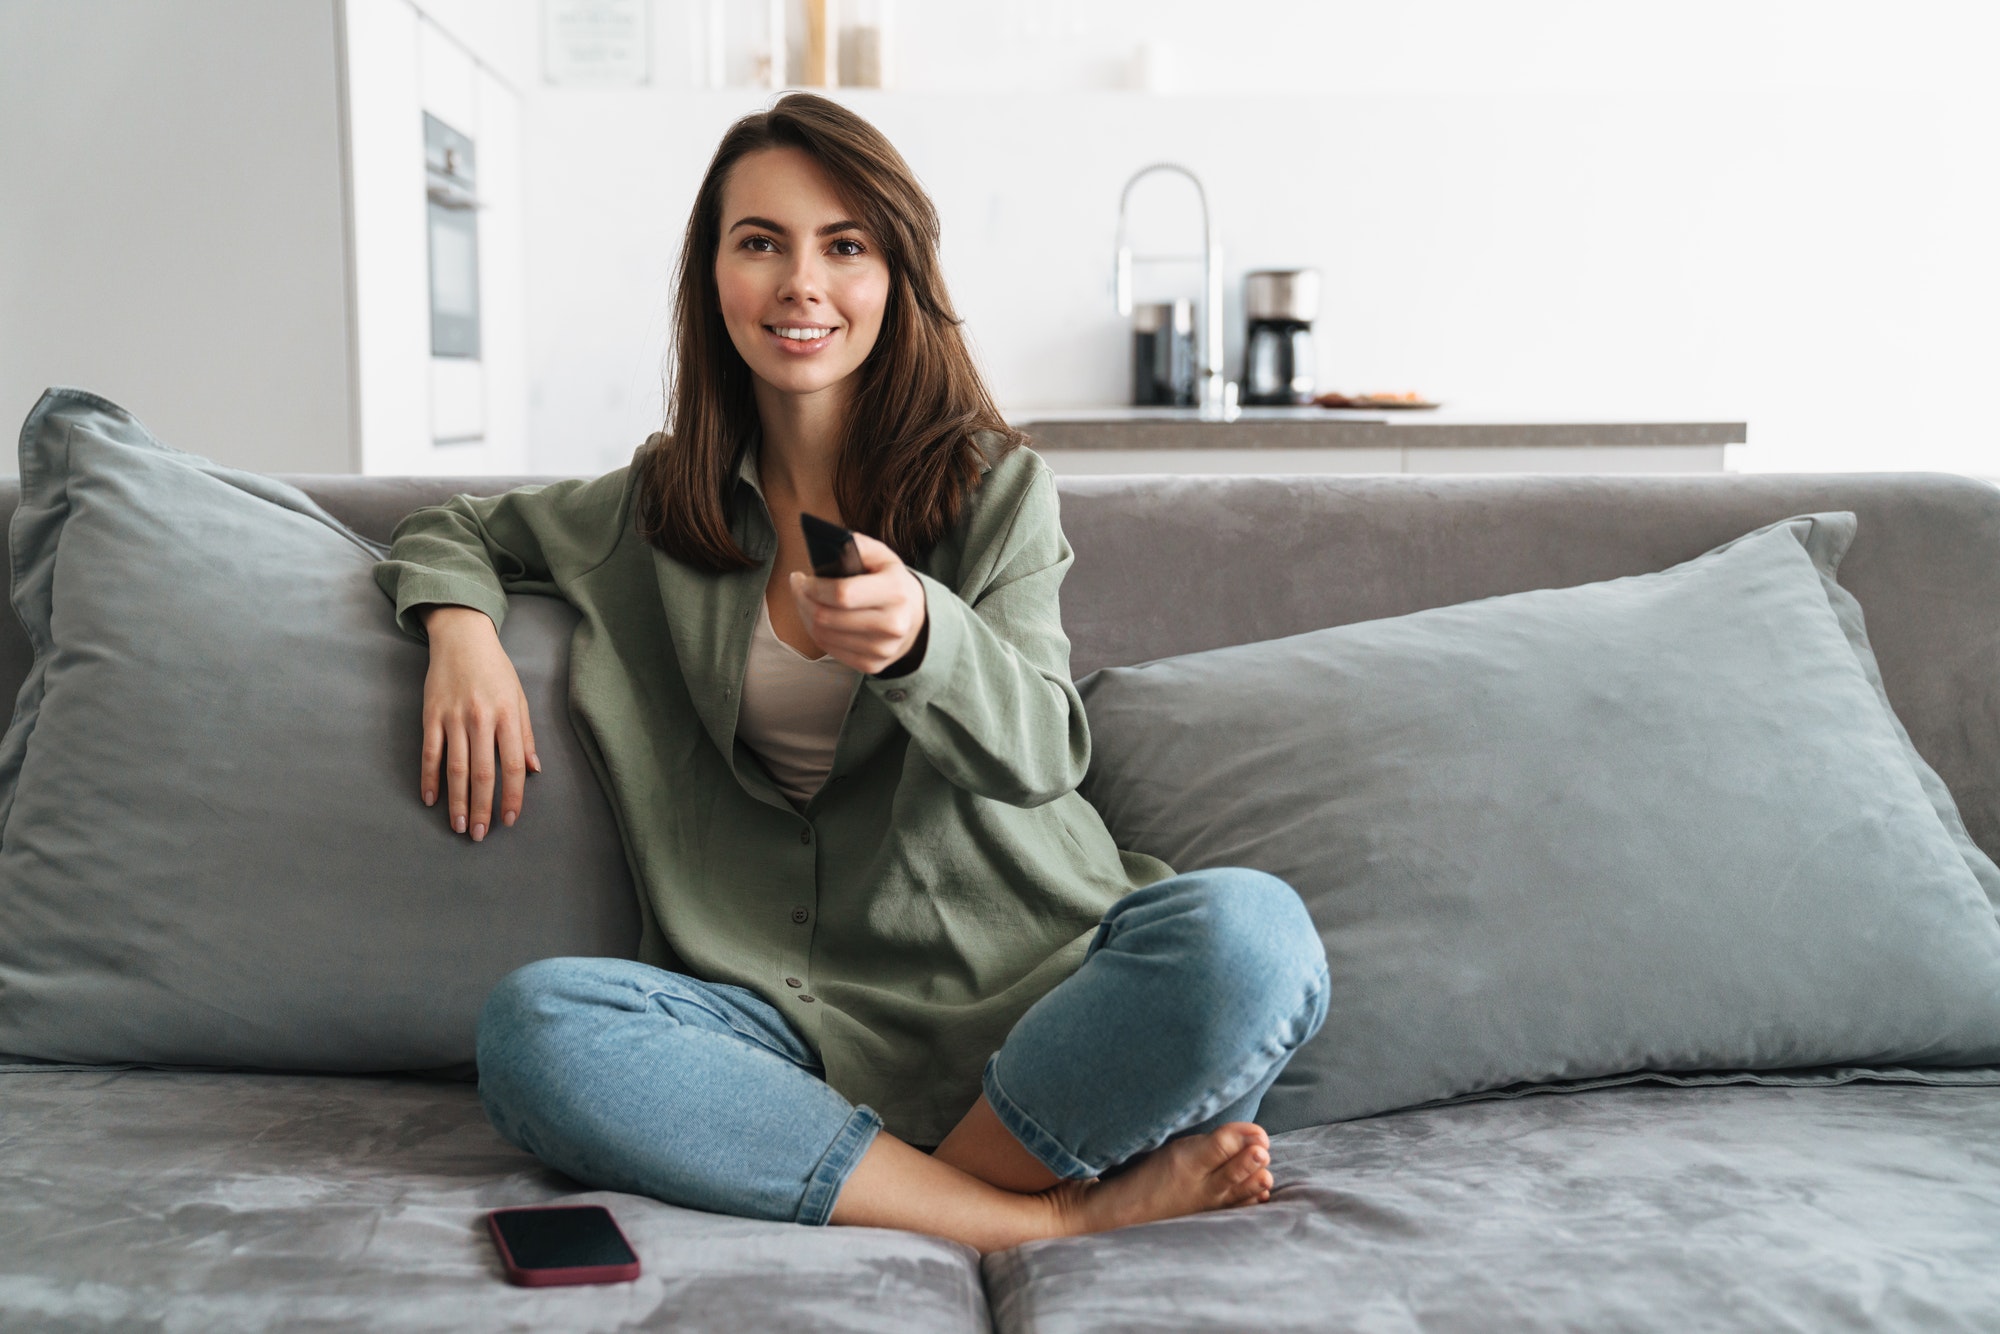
[5,469,1997,858]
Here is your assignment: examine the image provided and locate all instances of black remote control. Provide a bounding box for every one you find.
[800,512,865,578]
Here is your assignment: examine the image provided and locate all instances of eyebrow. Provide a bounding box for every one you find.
[728,216,866,237]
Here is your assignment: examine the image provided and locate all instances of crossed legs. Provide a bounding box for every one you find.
[477,868,1329,1254]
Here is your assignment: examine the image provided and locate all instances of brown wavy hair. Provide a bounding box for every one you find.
[636,93,1022,572]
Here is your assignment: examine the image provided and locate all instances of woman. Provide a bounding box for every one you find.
[374,93,1328,1254]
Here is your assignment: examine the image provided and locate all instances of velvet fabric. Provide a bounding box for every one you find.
[0,1071,989,1332]
[4,1072,1996,1332]
[1076,513,2000,1128]
[0,389,639,1071]
[8,416,2000,1329]
[984,1080,2000,1333]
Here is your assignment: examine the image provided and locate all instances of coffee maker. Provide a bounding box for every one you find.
[1241,269,1319,406]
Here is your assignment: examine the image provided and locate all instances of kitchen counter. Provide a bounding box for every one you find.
[1010,407,1745,474]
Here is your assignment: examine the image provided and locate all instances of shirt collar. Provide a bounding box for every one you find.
[730,430,764,501]
[729,426,1000,504]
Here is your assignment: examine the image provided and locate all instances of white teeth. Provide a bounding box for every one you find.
[773,326,832,341]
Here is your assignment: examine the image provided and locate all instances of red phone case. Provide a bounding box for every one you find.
[487,1206,642,1287]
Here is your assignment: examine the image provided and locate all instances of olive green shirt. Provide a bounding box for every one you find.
[373,434,1173,1144]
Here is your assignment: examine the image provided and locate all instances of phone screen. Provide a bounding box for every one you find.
[490,1206,638,1271]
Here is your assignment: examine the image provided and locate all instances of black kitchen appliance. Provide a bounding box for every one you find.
[1241,269,1319,406]
[1132,299,1197,407]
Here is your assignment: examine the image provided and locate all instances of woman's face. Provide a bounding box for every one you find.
[714,146,890,403]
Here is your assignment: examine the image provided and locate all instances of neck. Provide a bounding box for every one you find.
[752,376,851,512]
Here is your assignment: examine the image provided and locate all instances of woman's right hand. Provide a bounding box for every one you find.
[420,605,541,841]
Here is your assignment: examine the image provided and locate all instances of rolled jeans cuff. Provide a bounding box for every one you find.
[980,1053,1100,1181]
[796,1104,884,1226]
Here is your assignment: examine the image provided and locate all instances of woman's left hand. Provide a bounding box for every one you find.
[789,531,928,676]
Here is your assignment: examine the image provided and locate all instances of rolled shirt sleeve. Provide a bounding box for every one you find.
[862,464,1090,808]
[372,473,623,639]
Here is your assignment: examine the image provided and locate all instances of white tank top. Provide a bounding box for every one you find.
[737,591,859,809]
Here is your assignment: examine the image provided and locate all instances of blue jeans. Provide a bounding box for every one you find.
[475,867,1330,1226]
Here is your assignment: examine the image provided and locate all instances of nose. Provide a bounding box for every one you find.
[774,248,826,308]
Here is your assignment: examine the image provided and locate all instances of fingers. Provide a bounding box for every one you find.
[794,607,916,673]
[518,691,541,774]
[446,720,470,836]
[812,619,902,658]
[421,629,539,841]
[467,711,497,842]
[791,566,906,611]
[847,531,893,570]
[421,716,443,807]
[440,709,539,841]
[495,711,527,830]
[790,563,924,658]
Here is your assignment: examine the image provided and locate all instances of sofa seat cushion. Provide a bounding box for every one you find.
[984,1083,2000,1333]
[0,1071,990,1333]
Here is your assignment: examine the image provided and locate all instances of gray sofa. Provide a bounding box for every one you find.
[6,467,2000,1332]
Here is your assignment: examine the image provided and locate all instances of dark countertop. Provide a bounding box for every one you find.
[1013,408,1746,451]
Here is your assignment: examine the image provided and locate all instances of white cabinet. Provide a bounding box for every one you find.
[344,0,527,475]
[0,0,528,478]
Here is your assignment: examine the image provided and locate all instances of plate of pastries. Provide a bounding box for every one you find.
[1314,390,1442,410]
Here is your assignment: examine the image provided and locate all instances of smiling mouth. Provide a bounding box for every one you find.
[764,323,838,355]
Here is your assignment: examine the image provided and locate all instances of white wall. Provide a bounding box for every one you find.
[0,0,357,476]
[0,0,529,480]
[6,2,1994,480]
[518,0,2000,478]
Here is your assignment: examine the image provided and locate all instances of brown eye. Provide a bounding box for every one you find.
[830,238,865,257]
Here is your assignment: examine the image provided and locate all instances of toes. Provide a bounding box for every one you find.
[1225,1145,1270,1187]
[1224,1176,1272,1208]
[1205,1124,1253,1164]
[1205,1122,1269,1166]
[1224,1121,1270,1151]
[1226,1175,1274,1208]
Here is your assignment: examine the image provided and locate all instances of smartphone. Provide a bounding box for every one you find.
[487,1205,641,1287]
[800,512,865,578]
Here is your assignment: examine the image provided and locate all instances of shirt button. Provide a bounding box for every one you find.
[885,688,907,703]
[799,828,812,845]
[798,994,816,1003]
[791,907,809,924]
[785,977,802,988]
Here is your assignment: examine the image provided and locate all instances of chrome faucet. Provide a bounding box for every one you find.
[1113,163,1234,419]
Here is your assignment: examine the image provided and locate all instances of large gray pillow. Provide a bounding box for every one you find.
[1077,511,2000,1132]
[0,388,638,1072]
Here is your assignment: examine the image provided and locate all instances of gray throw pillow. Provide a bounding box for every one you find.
[0,388,638,1072]
[1077,511,2000,1132]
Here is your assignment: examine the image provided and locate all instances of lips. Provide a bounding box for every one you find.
[764,324,838,355]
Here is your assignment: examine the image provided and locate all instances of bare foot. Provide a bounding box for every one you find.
[1042,1122,1274,1238]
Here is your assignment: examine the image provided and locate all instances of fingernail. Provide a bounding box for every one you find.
[472,822,485,840]
[502,811,516,827]
[423,790,435,806]
[529,755,541,773]
[454,815,467,833]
